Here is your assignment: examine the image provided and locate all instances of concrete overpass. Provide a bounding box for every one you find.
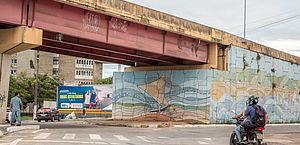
[0,0,299,123]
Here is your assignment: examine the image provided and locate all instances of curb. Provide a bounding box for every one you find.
[86,120,172,128]
[132,124,161,128]
[174,124,235,128]
[173,123,300,128]
[6,125,40,133]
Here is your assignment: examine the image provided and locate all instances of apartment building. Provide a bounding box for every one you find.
[10,50,102,85]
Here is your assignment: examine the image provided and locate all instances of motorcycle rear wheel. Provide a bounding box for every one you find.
[230,132,239,145]
[250,134,262,145]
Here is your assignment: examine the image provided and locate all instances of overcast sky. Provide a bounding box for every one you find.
[127,0,300,56]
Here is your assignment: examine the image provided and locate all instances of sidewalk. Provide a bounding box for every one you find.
[0,123,39,137]
[0,124,10,137]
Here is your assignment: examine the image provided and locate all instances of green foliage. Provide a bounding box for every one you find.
[8,74,61,107]
[95,77,113,84]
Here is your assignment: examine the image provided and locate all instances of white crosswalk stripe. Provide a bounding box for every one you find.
[33,133,51,139]
[204,138,212,141]
[32,133,214,145]
[137,136,151,142]
[62,133,76,140]
[113,135,130,141]
[198,141,210,144]
[89,134,102,140]
[158,136,169,139]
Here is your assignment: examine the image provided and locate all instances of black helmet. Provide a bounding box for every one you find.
[248,95,259,105]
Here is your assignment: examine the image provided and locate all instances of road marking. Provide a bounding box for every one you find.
[264,139,292,143]
[158,137,169,139]
[32,129,47,133]
[198,141,210,144]
[137,136,151,142]
[10,138,23,145]
[33,133,51,139]
[203,138,212,141]
[113,135,129,141]
[22,140,107,144]
[89,134,102,140]
[63,133,76,140]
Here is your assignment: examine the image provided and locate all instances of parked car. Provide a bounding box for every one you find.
[37,108,61,122]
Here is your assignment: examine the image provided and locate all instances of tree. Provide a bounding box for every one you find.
[95,77,113,84]
[8,73,61,108]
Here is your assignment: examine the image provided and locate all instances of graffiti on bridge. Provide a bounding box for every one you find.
[83,12,101,33]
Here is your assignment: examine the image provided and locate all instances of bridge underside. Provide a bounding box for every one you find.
[35,31,206,66]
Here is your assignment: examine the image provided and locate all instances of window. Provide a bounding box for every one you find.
[11,59,17,64]
[53,60,59,65]
[11,69,17,75]
[11,59,17,67]
[53,68,59,75]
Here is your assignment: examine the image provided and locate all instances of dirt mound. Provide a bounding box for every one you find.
[125,114,175,122]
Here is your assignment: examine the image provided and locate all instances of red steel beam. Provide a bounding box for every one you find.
[35,45,137,66]
[43,31,182,65]
[32,0,208,64]
[42,38,161,66]
[0,0,209,65]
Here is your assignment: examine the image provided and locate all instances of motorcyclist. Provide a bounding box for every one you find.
[232,96,268,144]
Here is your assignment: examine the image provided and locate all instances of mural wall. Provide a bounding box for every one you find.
[113,70,211,123]
[211,46,300,123]
[112,46,300,123]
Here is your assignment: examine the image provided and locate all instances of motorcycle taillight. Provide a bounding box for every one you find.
[257,127,264,132]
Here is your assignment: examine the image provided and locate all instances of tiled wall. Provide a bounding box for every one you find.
[113,70,211,123]
[210,46,300,123]
[113,46,300,123]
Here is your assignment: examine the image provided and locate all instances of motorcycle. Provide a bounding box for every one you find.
[230,118,266,145]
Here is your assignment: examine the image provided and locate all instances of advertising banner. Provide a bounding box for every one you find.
[57,85,112,114]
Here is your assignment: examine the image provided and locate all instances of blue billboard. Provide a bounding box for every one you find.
[57,86,93,109]
[57,86,112,114]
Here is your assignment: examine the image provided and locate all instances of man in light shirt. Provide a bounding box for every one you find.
[10,92,23,126]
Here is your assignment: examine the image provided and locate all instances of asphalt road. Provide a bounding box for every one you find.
[1,122,300,145]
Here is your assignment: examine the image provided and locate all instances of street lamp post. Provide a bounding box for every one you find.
[243,0,247,39]
[33,50,39,120]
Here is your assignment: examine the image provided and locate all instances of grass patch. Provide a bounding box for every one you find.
[21,116,33,121]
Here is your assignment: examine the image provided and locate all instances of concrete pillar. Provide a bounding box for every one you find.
[0,26,42,124]
[209,43,218,69]
[0,54,11,124]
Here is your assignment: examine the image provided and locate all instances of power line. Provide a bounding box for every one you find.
[236,14,300,35]
[227,8,300,31]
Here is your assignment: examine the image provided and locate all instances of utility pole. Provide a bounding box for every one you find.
[33,50,39,120]
[243,0,247,39]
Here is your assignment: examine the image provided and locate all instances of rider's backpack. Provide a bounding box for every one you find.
[252,105,266,127]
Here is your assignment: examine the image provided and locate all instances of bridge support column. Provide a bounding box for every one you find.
[0,54,12,124]
[0,26,42,124]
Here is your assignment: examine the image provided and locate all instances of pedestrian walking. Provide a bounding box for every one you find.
[10,91,23,126]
